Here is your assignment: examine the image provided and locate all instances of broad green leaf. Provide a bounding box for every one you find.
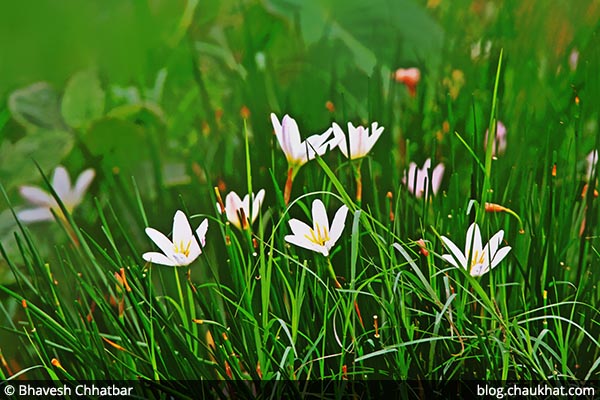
[8,82,65,132]
[266,0,443,68]
[61,70,106,129]
[0,130,74,190]
[86,118,147,170]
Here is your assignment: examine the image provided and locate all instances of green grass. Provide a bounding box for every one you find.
[0,0,599,396]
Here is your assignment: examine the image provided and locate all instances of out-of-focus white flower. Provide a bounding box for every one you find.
[18,165,95,223]
[586,149,598,181]
[219,189,265,230]
[569,49,579,72]
[441,223,511,277]
[393,67,421,97]
[402,158,444,198]
[271,113,340,169]
[284,199,348,257]
[332,121,384,160]
[255,52,266,71]
[143,210,208,267]
[470,39,492,60]
[484,121,507,156]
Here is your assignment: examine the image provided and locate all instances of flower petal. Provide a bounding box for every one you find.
[279,114,304,164]
[145,227,175,259]
[172,210,193,246]
[486,229,504,258]
[441,235,468,269]
[288,218,312,238]
[465,223,482,262]
[52,166,72,201]
[19,186,54,207]
[332,122,348,158]
[72,169,95,205]
[431,163,445,195]
[285,234,328,256]
[186,237,202,263]
[441,254,460,269]
[195,218,209,247]
[17,207,54,223]
[251,189,266,223]
[327,205,348,249]
[311,199,330,240]
[225,191,244,229]
[143,252,177,266]
[367,122,384,152]
[490,246,511,270]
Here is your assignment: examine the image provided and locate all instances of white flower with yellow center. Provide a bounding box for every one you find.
[332,121,384,160]
[284,199,348,257]
[143,210,208,267]
[17,165,95,223]
[219,189,265,230]
[271,113,339,169]
[440,223,511,277]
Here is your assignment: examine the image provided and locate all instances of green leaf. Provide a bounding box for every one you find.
[61,70,106,130]
[0,130,74,190]
[86,118,146,170]
[8,82,66,132]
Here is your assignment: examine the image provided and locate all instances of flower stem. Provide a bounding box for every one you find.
[354,161,363,205]
[284,167,294,205]
[326,256,342,289]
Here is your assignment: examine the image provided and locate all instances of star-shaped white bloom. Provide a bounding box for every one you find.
[284,199,348,257]
[402,158,445,198]
[332,121,384,160]
[143,210,208,267]
[218,189,265,230]
[440,223,511,277]
[271,113,340,168]
[18,165,95,223]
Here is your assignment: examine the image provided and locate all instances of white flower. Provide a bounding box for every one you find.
[284,199,348,257]
[18,165,95,223]
[586,149,598,181]
[569,49,579,71]
[332,121,384,160]
[271,113,340,168]
[441,223,511,277]
[402,158,445,198]
[484,121,507,156]
[218,189,265,230]
[143,210,208,267]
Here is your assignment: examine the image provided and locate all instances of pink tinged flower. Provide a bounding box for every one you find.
[218,189,266,230]
[332,121,384,160]
[18,166,95,223]
[569,49,579,71]
[586,150,598,181]
[393,67,421,97]
[143,210,208,267]
[484,121,507,156]
[440,223,511,277]
[270,113,340,168]
[402,158,444,198]
[284,199,348,257]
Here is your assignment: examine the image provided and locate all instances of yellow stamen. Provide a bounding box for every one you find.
[174,240,192,257]
[304,223,330,246]
[470,250,486,273]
